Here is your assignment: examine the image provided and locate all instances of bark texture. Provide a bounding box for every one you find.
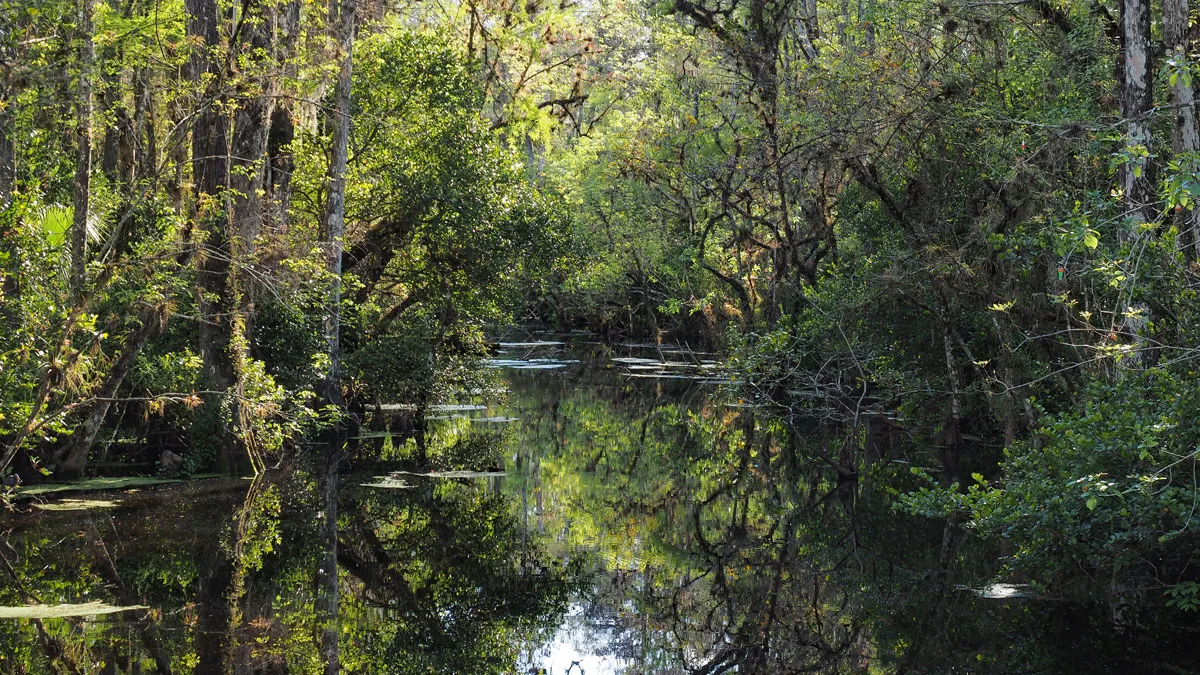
[229,0,278,248]
[1120,0,1154,367]
[1120,0,1153,225]
[71,0,95,299]
[187,0,234,390]
[0,106,13,206]
[322,0,356,408]
[1165,0,1200,260]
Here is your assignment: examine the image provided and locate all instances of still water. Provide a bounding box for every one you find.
[1,339,1194,673]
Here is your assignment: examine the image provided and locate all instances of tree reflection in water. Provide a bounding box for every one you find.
[3,344,1200,673]
[0,426,575,673]
[502,344,1200,675]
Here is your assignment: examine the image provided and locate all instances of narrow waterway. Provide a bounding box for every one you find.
[1,338,1194,673]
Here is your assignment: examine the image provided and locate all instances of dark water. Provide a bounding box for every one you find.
[2,339,1197,673]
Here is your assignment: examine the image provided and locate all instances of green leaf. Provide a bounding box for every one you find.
[1083,233,1099,249]
[1086,497,1098,511]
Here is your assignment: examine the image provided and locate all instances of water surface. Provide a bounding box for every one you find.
[1,340,1194,673]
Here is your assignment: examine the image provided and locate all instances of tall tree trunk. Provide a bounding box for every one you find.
[1165,0,1200,261]
[71,0,94,299]
[0,100,16,330]
[134,68,156,184]
[804,0,820,44]
[228,0,279,402]
[0,102,16,332]
[1120,0,1153,224]
[940,321,963,484]
[230,95,273,247]
[100,91,120,183]
[859,0,874,51]
[0,105,13,206]
[267,104,294,229]
[322,0,355,408]
[188,0,234,392]
[1120,0,1154,367]
[265,0,301,231]
[229,0,277,249]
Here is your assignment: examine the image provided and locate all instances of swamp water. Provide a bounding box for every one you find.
[1,340,1196,673]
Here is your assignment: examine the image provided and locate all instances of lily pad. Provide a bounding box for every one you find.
[0,602,149,619]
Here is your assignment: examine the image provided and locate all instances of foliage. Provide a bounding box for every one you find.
[900,369,1200,606]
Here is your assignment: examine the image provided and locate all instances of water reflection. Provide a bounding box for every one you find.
[2,340,1199,673]
[0,439,573,672]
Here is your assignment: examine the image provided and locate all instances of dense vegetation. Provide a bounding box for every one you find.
[5,0,1200,669]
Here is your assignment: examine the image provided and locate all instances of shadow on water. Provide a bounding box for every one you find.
[1,338,1199,673]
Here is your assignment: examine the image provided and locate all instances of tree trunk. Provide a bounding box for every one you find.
[265,0,301,231]
[940,323,963,484]
[166,97,188,215]
[1120,0,1153,225]
[0,105,13,205]
[100,91,120,183]
[71,0,95,299]
[229,0,277,249]
[1119,0,1154,368]
[230,95,274,246]
[1165,0,1200,261]
[804,0,820,44]
[0,103,16,331]
[322,0,355,408]
[188,0,234,391]
[134,68,156,184]
[266,104,294,229]
[228,0,279,388]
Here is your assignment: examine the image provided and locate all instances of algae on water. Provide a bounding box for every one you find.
[32,499,121,511]
[18,476,183,497]
[0,602,149,619]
